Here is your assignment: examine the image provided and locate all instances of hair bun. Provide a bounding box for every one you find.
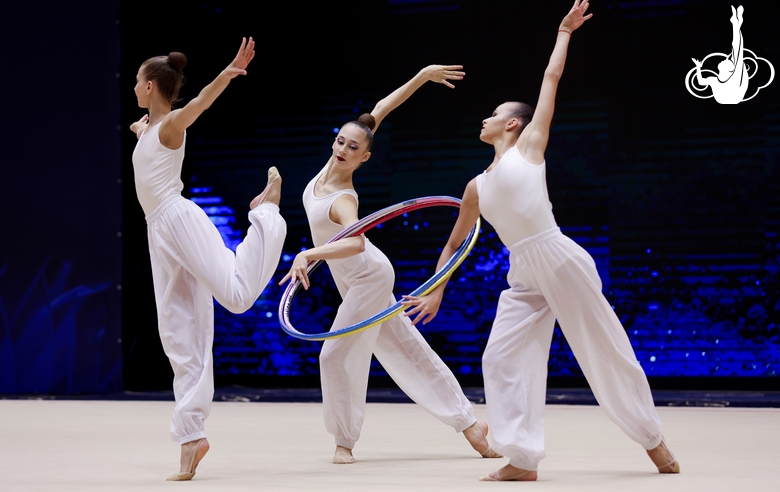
[167,52,187,71]
[357,113,376,131]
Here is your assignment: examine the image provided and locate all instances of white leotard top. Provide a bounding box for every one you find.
[476,146,557,246]
[303,168,360,248]
[302,166,393,294]
[131,122,185,215]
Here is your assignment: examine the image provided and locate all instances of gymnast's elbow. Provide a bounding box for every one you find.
[543,69,563,85]
[353,235,366,254]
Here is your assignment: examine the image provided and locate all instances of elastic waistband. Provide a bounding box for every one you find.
[507,227,562,253]
[145,194,184,224]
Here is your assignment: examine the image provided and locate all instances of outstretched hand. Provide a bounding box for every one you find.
[279,253,311,290]
[691,58,703,67]
[560,0,593,33]
[224,37,256,78]
[130,114,149,136]
[400,294,442,325]
[421,65,465,89]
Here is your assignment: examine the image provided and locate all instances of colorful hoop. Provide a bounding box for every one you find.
[278,196,481,341]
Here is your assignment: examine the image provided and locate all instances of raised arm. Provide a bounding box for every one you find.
[518,0,592,163]
[370,64,465,133]
[279,195,365,290]
[158,37,256,149]
[401,179,481,325]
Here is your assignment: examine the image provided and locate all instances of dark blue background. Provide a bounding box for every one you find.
[1,0,778,394]
[0,1,122,393]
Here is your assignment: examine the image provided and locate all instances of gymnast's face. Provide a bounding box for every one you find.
[134,66,152,108]
[480,103,514,144]
[332,124,371,170]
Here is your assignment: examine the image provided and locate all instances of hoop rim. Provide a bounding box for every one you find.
[277,196,480,341]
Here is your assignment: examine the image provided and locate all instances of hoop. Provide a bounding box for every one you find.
[278,196,481,341]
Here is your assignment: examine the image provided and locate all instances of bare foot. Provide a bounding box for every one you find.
[647,439,680,473]
[166,438,210,481]
[479,463,537,482]
[250,166,281,209]
[463,421,503,458]
[333,445,355,464]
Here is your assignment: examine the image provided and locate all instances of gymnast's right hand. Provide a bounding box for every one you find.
[279,252,311,290]
[401,292,443,325]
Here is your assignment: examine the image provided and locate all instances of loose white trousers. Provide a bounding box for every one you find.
[482,228,662,471]
[320,245,476,449]
[146,195,286,444]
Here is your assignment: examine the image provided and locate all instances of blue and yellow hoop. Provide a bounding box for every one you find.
[278,196,480,341]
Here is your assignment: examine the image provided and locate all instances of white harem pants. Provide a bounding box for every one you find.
[320,242,476,449]
[482,228,662,470]
[146,194,286,444]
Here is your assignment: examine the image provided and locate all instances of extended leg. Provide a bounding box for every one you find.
[535,235,677,472]
[374,307,476,433]
[481,280,556,477]
[373,306,501,457]
[730,5,745,72]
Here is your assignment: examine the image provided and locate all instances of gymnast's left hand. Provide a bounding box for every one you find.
[401,293,442,325]
[421,65,465,89]
[279,253,310,290]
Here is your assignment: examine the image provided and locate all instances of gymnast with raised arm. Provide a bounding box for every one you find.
[402,1,680,481]
[130,38,286,481]
[280,65,502,465]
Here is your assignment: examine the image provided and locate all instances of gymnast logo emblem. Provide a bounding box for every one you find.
[685,5,774,104]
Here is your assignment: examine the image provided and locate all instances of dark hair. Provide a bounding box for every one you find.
[141,52,187,105]
[343,113,376,151]
[506,101,535,135]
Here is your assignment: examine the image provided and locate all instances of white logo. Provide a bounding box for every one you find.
[685,5,774,104]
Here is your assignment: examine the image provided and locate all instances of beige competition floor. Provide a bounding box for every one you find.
[1,399,778,491]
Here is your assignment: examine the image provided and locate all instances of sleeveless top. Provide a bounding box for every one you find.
[476,146,557,246]
[131,122,185,216]
[302,168,359,248]
[302,166,393,293]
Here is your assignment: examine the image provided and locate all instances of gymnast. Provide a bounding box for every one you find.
[402,0,680,481]
[280,65,502,464]
[130,38,286,480]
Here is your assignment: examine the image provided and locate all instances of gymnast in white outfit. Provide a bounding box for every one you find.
[402,1,680,481]
[280,65,502,465]
[129,38,286,481]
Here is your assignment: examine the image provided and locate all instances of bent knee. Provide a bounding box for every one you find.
[320,339,355,369]
[319,345,342,370]
[220,297,254,314]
